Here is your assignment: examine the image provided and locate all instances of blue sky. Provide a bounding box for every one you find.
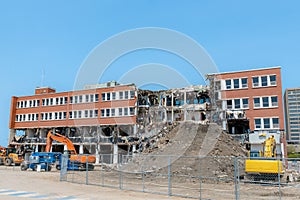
[0,1,299,146]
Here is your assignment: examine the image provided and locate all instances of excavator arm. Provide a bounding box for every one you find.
[46,130,77,154]
[45,130,96,164]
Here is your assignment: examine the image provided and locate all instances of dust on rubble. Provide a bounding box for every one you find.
[119,122,248,181]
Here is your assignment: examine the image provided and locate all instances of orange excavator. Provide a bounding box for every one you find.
[45,130,96,169]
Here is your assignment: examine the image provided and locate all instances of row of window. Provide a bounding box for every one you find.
[16,113,39,122]
[252,75,276,88]
[17,91,136,109]
[42,97,68,106]
[15,107,136,122]
[101,90,135,101]
[225,78,248,90]
[68,110,98,119]
[70,94,99,104]
[224,75,276,90]
[226,98,249,109]
[254,117,279,129]
[225,96,278,109]
[17,100,40,108]
[101,107,135,117]
[288,90,300,95]
[253,96,278,108]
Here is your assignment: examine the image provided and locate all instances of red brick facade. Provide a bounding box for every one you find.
[9,85,137,129]
[215,67,284,131]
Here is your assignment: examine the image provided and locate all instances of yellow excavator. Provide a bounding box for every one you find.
[0,146,24,166]
[245,135,284,181]
[45,130,96,170]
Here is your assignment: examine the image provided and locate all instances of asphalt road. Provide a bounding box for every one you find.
[0,166,183,200]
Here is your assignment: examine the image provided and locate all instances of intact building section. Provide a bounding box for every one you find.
[207,66,286,157]
[284,88,300,144]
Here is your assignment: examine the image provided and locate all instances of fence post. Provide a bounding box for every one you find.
[168,156,172,196]
[119,162,123,190]
[234,157,239,200]
[278,159,281,200]
[199,157,202,200]
[86,155,89,185]
[142,165,145,192]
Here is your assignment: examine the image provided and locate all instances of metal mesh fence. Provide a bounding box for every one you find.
[61,154,300,200]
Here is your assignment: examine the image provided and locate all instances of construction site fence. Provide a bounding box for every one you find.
[60,155,300,200]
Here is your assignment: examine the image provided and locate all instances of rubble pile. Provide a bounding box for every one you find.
[121,122,248,180]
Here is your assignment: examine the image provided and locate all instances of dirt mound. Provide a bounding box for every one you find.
[120,122,247,180]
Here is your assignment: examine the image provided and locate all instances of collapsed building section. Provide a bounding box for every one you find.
[137,86,210,138]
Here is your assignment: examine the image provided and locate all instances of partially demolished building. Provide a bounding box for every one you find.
[8,66,287,161]
[8,81,210,163]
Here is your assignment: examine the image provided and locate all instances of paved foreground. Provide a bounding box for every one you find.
[0,167,184,200]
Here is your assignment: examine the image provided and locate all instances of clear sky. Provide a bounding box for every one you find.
[0,1,299,146]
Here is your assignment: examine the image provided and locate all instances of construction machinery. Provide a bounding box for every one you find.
[21,152,61,171]
[0,146,24,166]
[245,135,284,181]
[45,130,96,170]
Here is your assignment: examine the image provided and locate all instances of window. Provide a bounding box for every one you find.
[263,118,270,129]
[252,77,259,87]
[124,108,128,116]
[90,94,94,102]
[262,97,269,107]
[130,91,135,99]
[106,109,110,117]
[111,108,115,116]
[55,112,58,120]
[95,94,99,102]
[78,111,82,118]
[69,112,73,119]
[272,118,279,128]
[74,96,78,104]
[37,100,40,106]
[101,109,105,117]
[94,110,98,117]
[227,100,232,109]
[254,98,260,108]
[70,96,73,104]
[102,93,106,101]
[234,99,240,109]
[241,78,248,88]
[74,111,77,119]
[119,91,124,99]
[119,108,123,116]
[125,91,129,99]
[112,92,116,100]
[270,75,276,86]
[85,95,89,102]
[130,107,134,115]
[79,95,83,103]
[226,80,231,89]
[107,93,111,101]
[261,76,268,87]
[242,98,249,109]
[271,96,278,107]
[89,110,93,118]
[85,110,89,118]
[255,119,261,129]
[233,79,239,89]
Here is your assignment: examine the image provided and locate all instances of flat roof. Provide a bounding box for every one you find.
[207,66,281,76]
